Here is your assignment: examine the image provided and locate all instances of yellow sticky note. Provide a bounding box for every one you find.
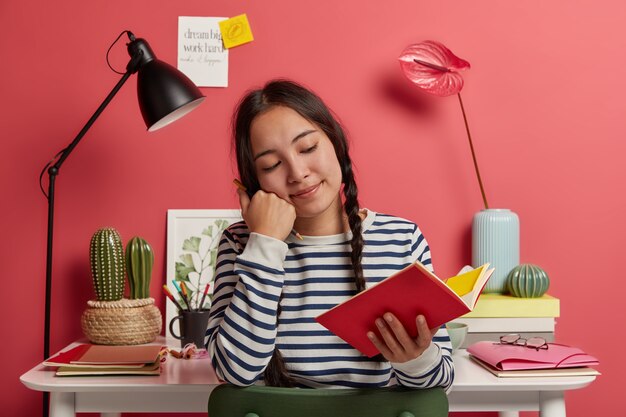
[219,14,254,49]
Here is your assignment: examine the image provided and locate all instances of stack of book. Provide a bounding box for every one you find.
[451,293,560,349]
[43,344,164,376]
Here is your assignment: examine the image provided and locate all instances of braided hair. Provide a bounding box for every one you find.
[232,79,365,386]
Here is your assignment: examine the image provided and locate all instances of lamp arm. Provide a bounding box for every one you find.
[51,35,145,171]
[51,71,133,172]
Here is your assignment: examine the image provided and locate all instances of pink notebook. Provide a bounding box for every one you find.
[467,341,599,371]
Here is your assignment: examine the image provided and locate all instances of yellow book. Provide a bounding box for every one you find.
[461,294,559,318]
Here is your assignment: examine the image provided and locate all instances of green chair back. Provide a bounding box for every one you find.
[208,384,449,417]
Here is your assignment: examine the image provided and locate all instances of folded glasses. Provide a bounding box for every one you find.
[498,334,549,350]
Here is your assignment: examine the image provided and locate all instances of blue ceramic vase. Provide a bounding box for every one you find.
[472,209,520,293]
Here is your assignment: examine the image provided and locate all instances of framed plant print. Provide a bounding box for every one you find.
[165,209,242,339]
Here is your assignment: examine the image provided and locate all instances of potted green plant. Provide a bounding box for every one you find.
[81,228,162,345]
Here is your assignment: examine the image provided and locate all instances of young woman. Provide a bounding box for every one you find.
[206,79,454,389]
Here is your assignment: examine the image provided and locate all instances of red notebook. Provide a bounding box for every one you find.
[43,344,163,368]
[315,261,493,357]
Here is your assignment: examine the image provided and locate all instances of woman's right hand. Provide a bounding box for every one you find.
[237,188,296,241]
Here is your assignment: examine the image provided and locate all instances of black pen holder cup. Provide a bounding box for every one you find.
[169,310,211,349]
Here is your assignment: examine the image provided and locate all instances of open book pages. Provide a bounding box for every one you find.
[445,264,494,308]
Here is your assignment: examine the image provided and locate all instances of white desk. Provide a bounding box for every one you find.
[21,341,596,417]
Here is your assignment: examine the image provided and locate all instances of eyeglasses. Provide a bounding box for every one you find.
[498,334,549,350]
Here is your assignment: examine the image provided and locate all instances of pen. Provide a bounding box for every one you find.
[171,280,190,311]
[233,178,304,241]
[162,285,185,312]
[198,283,211,311]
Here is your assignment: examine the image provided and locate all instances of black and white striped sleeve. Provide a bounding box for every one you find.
[206,230,288,385]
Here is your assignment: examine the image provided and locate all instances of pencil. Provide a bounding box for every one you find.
[171,280,190,311]
[198,283,211,311]
[162,285,185,312]
[232,178,304,241]
[180,282,194,312]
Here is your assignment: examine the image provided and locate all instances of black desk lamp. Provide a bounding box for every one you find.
[40,30,204,416]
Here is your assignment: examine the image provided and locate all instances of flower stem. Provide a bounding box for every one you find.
[457,92,489,209]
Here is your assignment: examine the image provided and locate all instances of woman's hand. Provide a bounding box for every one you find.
[238,188,296,241]
[367,313,439,363]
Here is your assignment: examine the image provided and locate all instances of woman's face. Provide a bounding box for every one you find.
[249,105,343,220]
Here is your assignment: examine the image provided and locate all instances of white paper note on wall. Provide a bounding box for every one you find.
[178,16,228,87]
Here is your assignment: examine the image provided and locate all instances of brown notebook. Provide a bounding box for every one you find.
[75,344,163,365]
[44,344,163,367]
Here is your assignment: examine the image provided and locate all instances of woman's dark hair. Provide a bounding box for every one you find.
[232,79,366,386]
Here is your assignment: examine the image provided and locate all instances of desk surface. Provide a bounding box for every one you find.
[20,339,597,417]
[21,339,595,393]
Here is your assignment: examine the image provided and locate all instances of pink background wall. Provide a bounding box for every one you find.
[2,1,623,416]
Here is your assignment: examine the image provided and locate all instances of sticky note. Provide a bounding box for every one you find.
[219,14,254,49]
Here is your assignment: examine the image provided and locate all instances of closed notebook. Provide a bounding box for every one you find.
[467,341,599,371]
[44,344,163,368]
[469,356,600,378]
[55,361,162,376]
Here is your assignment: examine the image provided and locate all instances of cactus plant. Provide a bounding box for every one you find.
[90,228,125,301]
[125,236,154,299]
[506,264,550,298]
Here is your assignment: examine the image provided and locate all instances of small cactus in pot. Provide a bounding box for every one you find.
[83,229,161,345]
[89,228,125,301]
[126,236,154,299]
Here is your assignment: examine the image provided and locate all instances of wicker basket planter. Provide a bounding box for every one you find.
[81,298,162,345]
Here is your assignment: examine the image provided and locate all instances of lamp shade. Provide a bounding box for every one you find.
[137,59,205,131]
[127,36,204,132]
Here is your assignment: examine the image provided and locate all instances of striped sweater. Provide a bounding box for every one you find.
[206,209,454,390]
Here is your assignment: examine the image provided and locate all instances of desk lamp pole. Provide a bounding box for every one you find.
[41,31,204,417]
[43,59,138,417]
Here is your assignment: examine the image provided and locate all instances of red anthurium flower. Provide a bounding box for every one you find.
[398,40,489,209]
[398,40,470,97]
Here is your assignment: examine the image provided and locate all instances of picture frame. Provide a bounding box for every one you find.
[165,209,242,339]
